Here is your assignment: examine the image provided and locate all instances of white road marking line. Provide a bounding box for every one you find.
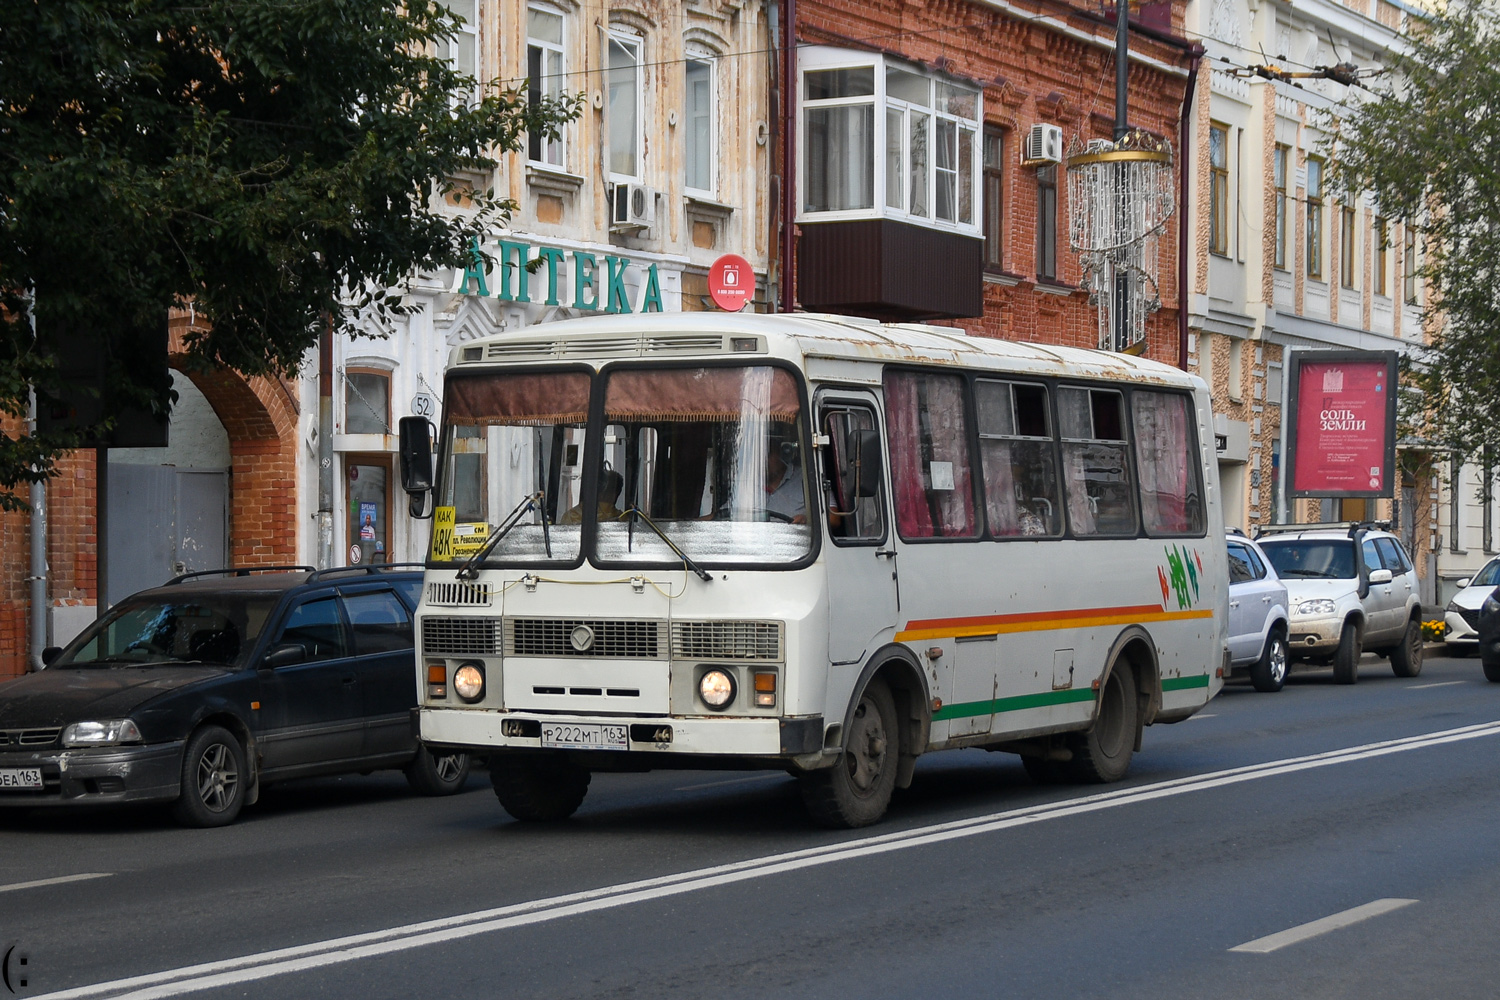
[33,719,1500,1000]
[0,873,111,894]
[674,774,787,792]
[1229,898,1418,953]
[1410,681,1465,690]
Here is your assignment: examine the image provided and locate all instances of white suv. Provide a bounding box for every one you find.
[1255,523,1423,684]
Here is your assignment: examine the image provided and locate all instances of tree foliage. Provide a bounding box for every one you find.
[1331,0,1500,463]
[0,0,579,510]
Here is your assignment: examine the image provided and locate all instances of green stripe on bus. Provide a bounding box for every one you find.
[1161,674,1210,691]
[932,688,1097,722]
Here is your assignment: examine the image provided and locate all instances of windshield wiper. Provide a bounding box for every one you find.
[456,491,551,580]
[620,506,713,583]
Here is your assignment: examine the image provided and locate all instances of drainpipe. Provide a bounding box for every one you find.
[27,388,47,670]
[780,0,797,314]
[317,322,335,569]
[767,0,781,312]
[1178,44,1205,371]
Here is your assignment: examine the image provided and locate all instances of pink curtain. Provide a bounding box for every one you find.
[884,371,977,538]
[1133,391,1201,534]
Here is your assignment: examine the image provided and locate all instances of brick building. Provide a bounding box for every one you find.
[784,0,1200,366]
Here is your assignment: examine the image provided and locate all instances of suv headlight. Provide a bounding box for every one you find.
[1446,600,1461,613]
[62,719,143,747]
[1296,599,1338,617]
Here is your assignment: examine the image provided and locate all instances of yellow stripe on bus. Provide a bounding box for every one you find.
[895,608,1214,643]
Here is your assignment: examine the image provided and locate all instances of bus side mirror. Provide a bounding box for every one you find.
[399,416,434,496]
[848,429,882,498]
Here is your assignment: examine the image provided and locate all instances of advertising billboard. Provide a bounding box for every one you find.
[1286,350,1399,499]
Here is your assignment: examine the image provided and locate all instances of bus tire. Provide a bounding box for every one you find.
[490,754,590,822]
[799,678,898,829]
[1389,617,1424,678]
[1332,622,1362,685]
[1064,664,1137,783]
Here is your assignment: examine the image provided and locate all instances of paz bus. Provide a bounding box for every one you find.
[398,312,1226,828]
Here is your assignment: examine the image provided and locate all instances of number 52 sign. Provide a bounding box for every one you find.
[410,392,437,419]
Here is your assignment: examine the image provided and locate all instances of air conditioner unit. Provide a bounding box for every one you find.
[611,182,657,230]
[1023,123,1064,165]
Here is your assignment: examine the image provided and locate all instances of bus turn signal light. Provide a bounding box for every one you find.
[754,671,776,707]
[427,663,447,699]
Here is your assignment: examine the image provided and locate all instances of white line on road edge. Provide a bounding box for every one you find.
[34,720,1500,1000]
[1409,681,1466,690]
[0,873,111,894]
[674,774,788,792]
[1229,898,1418,953]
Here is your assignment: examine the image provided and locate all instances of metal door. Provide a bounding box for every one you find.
[106,465,227,606]
[817,392,899,665]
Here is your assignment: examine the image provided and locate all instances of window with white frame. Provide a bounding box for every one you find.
[436,0,479,107]
[607,31,642,180]
[684,54,715,194]
[527,6,565,166]
[800,49,980,234]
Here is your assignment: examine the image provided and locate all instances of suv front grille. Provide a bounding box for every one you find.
[671,621,783,661]
[0,728,61,748]
[506,618,666,659]
[421,616,502,656]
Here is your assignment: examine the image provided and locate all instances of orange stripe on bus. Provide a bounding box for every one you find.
[895,605,1213,642]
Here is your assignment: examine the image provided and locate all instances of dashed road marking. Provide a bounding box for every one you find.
[0,873,112,894]
[1230,898,1418,953]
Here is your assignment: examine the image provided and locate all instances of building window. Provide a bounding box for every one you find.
[1404,226,1419,304]
[344,371,390,435]
[1340,205,1358,289]
[982,127,1004,272]
[1306,157,1324,279]
[1210,124,1229,256]
[805,67,875,212]
[1273,145,1289,270]
[684,56,715,194]
[800,51,980,233]
[436,0,479,107]
[1036,164,1058,280]
[607,32,642,180]
[1374,216,1389,296]
[527,6,565,166]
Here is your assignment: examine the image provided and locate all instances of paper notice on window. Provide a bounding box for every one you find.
[929,461,955,491]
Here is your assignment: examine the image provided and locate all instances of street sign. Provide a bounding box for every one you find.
[411,392,437,419]
[708,254,753,312]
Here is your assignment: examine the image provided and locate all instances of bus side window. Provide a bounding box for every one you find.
[821,406,885,542]
[883,371,980,540]
[1131,390,1206,537]
[975,380,1062,538]
[1058,386,1137,536]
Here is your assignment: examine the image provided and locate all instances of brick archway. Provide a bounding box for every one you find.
[168,314,300,568]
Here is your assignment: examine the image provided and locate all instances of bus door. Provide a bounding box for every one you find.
[817,393,899,664]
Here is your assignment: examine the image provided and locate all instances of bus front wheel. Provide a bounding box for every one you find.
[800,677,899,829]
[490,754,590,821]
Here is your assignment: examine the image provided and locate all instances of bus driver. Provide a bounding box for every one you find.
[764,440,806,524]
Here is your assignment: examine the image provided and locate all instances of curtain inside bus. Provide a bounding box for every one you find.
[1131,391,1205,536]
[884,370,978,538]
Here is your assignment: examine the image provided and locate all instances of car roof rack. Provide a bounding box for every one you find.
[165,565,317,586]
[306,562,427,582]
[1226,527,1246,537]
[1253,520,1393,541]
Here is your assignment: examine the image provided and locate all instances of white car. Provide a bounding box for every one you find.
[1445,557,1500,654]
[1226,533,1290,691]
[1255,523,1424,684]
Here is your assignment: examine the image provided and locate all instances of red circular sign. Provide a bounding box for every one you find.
[708,254,754,312]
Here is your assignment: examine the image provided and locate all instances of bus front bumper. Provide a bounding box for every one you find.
[419,707,825,758]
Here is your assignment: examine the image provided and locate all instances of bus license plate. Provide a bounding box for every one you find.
[539,723,628,751]
[0,768,43,790]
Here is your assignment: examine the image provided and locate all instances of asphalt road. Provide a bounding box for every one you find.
[5,650,1500,1000]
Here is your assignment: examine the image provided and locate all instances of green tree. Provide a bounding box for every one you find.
[0,0,579,510]
[1331,0,1500,464]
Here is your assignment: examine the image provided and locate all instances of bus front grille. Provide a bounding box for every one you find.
[426,582,493,607]
[506,618,667,659]
[671,621,784,661]
[421,616,502,656]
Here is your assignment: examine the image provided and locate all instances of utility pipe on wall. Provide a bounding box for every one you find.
[1178,44,1205,371]
[317,323,335,570]
[27,388,47,670]
[779,0,797,314]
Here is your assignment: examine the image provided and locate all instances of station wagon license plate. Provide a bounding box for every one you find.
[0,768,43,790]
[539,723,628,751]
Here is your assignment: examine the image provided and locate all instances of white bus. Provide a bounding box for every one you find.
[399,312,1226,828]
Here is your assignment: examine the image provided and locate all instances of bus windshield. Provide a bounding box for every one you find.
[595,366,813,566]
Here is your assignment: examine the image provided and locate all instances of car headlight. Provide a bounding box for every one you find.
[62,719,143,747]
[1296,599,1338,617]
[699,669,736,710]
[1446,600,1461,613]
[453,662,486,703]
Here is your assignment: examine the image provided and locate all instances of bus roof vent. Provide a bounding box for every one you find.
[643,334,726,354]
[476,333,730,362]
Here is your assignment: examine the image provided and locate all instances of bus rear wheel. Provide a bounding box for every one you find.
[1063,665,1137,783]
[800,678,899,829]
[490,754,590,821]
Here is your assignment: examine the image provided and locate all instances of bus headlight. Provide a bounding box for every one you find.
[699,669,736,709]
[453,663,486,703]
